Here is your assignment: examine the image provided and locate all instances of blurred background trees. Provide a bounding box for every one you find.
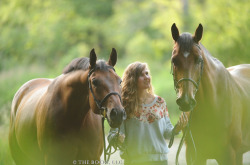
[1,0,249,70]
[0,0,249,164]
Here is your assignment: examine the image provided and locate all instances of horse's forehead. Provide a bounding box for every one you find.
[93,68,119,79]
[173,44,201,61]
[183,51,190,58]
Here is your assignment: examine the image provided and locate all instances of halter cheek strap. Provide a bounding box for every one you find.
[171,58,204,95]
[87,66,122,117]
[87,66,123,163]
[170,45,204,165]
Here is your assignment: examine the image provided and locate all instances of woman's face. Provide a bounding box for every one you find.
[137,67,151,91]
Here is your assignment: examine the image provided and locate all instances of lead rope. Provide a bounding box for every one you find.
[102,117,108,163]
[102,117,122,164]
[88,67,124,164]
[174,111,197,165]
[169,55,203,165]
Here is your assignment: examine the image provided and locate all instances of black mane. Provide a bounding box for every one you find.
[63,58,109,74]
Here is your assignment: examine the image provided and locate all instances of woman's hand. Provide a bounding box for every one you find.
[118,134,125,144]
[110,132,125,150]
[174,112,189,134]
[112,133,125,150]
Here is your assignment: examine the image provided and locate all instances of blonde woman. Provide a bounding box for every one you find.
[108,62,186,165]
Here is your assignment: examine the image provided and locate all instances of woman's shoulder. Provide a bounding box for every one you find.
[154,96,169,118]
[155,95,166,104]
[155,95,169,114]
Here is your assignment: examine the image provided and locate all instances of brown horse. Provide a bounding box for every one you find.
[9,48,126,165]
[170,23,250,165]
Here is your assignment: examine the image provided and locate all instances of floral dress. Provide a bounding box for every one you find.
[134,96,169,123]
[108,96,174,165]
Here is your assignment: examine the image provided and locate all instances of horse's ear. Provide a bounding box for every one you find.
[108,48,117,67]
[89,48,97,69]
[171,23,180,42]
[193,24,203,43]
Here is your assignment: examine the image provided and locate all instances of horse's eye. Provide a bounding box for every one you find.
[92,79,99,87]
[172,58,179,66]
[172,49,177,55]
[195,56,203,64]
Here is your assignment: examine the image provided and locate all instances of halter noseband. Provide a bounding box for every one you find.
[169,44,204,165]
[88,66,124,163]
[87,66,122,117]
[170,59,203,165]
[171,55,204,96]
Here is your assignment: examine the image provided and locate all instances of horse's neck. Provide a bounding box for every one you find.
[197,46,232,104]
[58,70,90,123]
[191,47,234,129]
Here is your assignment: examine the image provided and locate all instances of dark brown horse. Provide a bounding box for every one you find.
[171,23,250,165]
[9,48,126,165]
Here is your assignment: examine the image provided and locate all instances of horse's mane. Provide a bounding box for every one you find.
[63,57,109,74]
[63,57,90,74]
[199,44,224,66]
[177,33,194,52]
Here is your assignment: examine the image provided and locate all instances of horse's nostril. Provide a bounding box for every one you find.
[176,96,196,111]
[110,108,117,120]
[176,98,182,106]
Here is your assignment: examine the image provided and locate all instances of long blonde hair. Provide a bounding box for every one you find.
[121,62,154,119]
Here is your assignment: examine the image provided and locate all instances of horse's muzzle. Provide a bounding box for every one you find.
[109,108,126,128]
[176,96,196,112]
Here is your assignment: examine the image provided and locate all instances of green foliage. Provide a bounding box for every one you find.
[0,0,249,163]
[0,127,14,165]
[1,0,249,71]
[192,0,250,66]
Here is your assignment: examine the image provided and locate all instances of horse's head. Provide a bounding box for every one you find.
[88,48,126,128]
[171,23,204,112]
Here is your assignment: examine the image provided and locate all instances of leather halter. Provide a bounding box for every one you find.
[87,66,122,117]
[87,66,123,163]
[171,57,204,95]
[169,45,204,165]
